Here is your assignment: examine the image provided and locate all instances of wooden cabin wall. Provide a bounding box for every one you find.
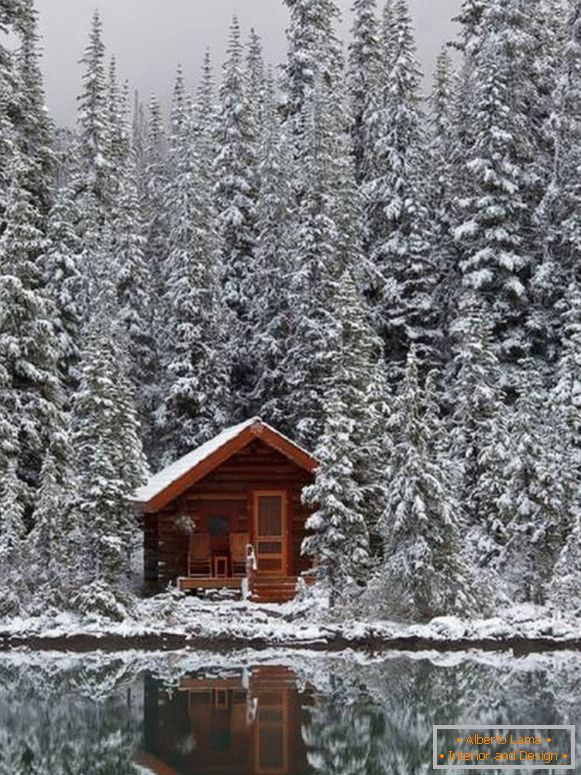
[144,439,315,586]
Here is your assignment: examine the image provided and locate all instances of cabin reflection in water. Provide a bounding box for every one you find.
[137,667,312,775]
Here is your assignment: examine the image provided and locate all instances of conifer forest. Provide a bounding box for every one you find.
[1,0,581,625]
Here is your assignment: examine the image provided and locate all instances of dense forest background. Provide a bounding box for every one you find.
[0,0,580,622]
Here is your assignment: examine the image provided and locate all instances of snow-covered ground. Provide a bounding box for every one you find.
[1,592,580,650]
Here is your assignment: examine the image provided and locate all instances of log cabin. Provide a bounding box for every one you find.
[129,418,319,603]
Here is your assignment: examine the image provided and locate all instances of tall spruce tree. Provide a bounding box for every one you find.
[76,10,112,209]
[0,155,64,509]
[213,16,259,408]
[282,0,343,126]
[0,458,27,615]
[14,0,54,215]
[378,350,474,620]
[450,296,511,568]
[363,0,441,381]
[347,0,380,181]
[43,184,83,396]
[159,107,230,463]
[246,74,295,425]
[498,362,566,603]
[70,314,147,594]
[114,150,158,461]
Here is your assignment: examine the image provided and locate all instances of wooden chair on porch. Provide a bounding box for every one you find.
[188,532,211,577]
[230,532,249,577]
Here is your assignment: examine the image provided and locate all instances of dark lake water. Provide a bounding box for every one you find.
[0,651,579,774]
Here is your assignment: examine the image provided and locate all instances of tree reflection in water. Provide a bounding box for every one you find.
[0,653,579,775]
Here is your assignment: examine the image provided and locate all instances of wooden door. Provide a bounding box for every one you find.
[253,688,290,774]
[253,492,286,576]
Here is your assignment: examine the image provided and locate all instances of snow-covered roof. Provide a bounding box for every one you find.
[130,417,317,510]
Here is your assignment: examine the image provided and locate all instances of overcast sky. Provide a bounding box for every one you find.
[34,0,461,126]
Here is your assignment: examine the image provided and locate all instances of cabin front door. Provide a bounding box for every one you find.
[253,491,287,576]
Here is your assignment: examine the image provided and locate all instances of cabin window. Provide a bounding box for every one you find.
[208,516,229,536]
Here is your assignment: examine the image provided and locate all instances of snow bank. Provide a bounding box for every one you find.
[1,594,580,651]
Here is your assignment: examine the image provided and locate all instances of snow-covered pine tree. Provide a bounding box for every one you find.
[70,313,147,602]
[363,0,441,382]
[114,149,158,462]
[0,1,17,231]
[142,94,168,300]
[0,155,64,510]
[427,47,460,354]
[302,388,372,603]
[0,458,27,615]
[27,450,71,603]
[378,350,474,620]
[454,0,560,373]
[158,105,230,463]
[43,184,83,397]
[302,267,387,597]
[548,280,581,611]
[281,78,345,447]
[347,0,380,182]
[282,0,343,127]
[107,56,130,196]
[449,295,510,569]
[213,16,259,408]
[246,73,295,426]
[497,361,566,604]
[245,28,265,128]
[13,0,54,216]
[554,281,581,466]
[76,10,112,210]
[452,0,487,54]
[534,1,581,364]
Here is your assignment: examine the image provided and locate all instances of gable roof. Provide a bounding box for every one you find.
[130,417,318,513]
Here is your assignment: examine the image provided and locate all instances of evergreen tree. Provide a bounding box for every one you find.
[454,0,559,371]
[159,107,230,462]
[213,16,259,406]
[0,156,64,507]
[282,0,343,125]
[247,74,295,425]
[142,93,168,299]
[27,450,71,600]
[534,1,581,362]
[347,0,380,181]
[282,79,346,446]
[427,47,460,351]
[378,351,474,620]
[303,389,371,602]
[43,184,83,395]
[498,363,566,603]
[301,268,385,598]
[449,296,510,567]
[245,28,265,127]
[0,458,27,614]
[114,150,158,461]
[14,0,54,215]
[76,10,112,209]
[70,315,147,591]
[363,0,441,381]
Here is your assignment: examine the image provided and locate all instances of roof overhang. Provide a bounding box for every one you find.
[130,419,318,514]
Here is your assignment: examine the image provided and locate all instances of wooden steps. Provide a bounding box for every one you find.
[251,576,299,603]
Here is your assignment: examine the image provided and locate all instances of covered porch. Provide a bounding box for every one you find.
[176,490,298,601]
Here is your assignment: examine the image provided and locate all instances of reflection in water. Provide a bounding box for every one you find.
[0,653,579,775]
[138,666,312,774]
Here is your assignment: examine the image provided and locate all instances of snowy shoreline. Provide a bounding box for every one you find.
[1,597,580,654]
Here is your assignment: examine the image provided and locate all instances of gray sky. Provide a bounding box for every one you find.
[34,0,461,126]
